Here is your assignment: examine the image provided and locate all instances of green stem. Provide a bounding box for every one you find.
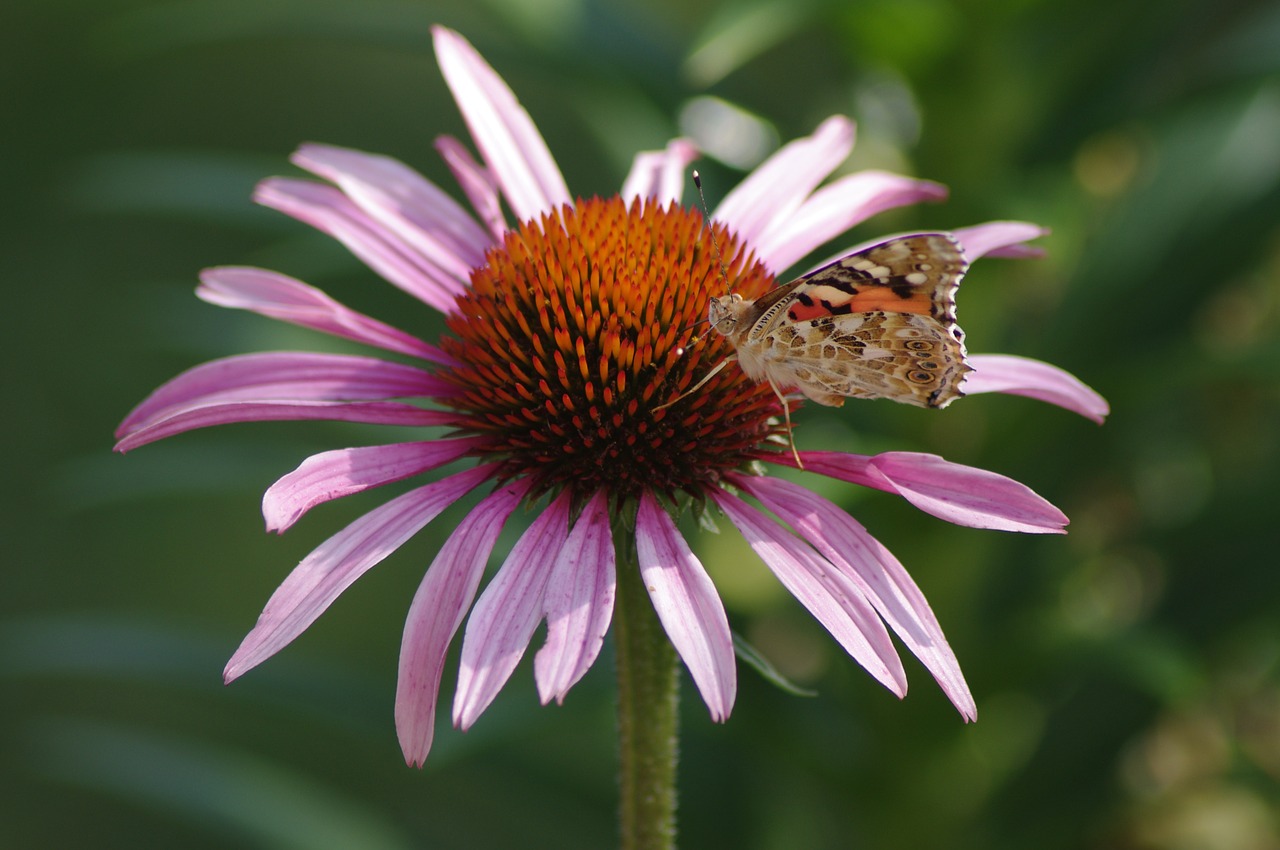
[614,513,679,850]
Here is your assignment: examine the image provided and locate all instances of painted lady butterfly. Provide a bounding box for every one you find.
[711,232,970,407]
[686,233,971,463]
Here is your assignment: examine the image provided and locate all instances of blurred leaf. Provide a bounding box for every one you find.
[478,0,583,46]
[0,616,388,730]
[61,150,291,228]
[1202,1,1280,78]
[91,0,446,58]
[29,718,414,850]
[733,630,819,697]
[678,96,778,168]
[685,0,818,87]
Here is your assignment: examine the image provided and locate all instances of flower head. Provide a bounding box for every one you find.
[116,27,1108,766]
[437,196,782,500]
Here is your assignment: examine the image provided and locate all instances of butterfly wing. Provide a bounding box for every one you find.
[743,233,971,408]
[762,311,970,407]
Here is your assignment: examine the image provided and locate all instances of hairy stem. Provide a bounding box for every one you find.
[614,513,679,850]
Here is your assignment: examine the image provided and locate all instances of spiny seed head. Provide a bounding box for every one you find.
[438,196,786,500]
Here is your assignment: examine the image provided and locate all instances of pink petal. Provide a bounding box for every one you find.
[115,399,454,453]
[115,353,455,451]
[197,266,452,363]
[118,351,443,437]
[621,138,699,207]
[534,490,616,704]
[291,143,490,279]
[432,26,571,223]
[636,491,736,721]
[263,436,488,533]
[760,172,948,273]
[713,116,855,248]
[964,354,1110,423]
[435,135,507,242]
[396,478,529,767]
[453,491,572,730]
[224,464,497,684]
[783,451,1069,534]
[255,178,463,313]
[733,474,975,720]
[709,489,907,696]
[952,221,1048,260]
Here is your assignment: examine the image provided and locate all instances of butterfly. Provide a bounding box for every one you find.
[675,233,971,464]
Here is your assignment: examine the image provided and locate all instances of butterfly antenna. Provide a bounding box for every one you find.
[654,171,738,413]
[693,171,733,294]
[694,172,802,468]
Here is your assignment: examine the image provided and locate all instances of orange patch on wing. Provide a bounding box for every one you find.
[787,284,933,321]
[845,289,931,314]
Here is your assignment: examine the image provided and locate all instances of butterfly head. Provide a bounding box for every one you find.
[707,293,745,338]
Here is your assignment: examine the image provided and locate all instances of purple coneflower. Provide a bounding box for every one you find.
[116,26,1107,777]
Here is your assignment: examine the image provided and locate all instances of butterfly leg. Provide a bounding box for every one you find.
[765,374,803,470]
[653,355,737,411]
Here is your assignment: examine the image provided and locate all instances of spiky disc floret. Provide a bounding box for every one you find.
[438,197,785,499]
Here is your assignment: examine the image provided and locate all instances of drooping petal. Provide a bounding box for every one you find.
[291,143,490,278]
[779,451,1069,534]
[952,221,1048,260]
[224,464,498,684]
[965,354,1110,423]
[760,172,948,273]
[435,135,507,242]
[534,490,616,704]
[636,491,736,721]
[733,474,975,720]
[432,26,571,223]
[709,489,907,696]
[453,491,573,730]
[713,116,855,249]
[396,478,529,766]
[621,138,699,207]
[114,353,456,451]
[197,266,453,363]
[864,453,1067,533]
[117,351,444,437]
[263,436,488,533]
[116,400,454,453]
[255,177,463,313]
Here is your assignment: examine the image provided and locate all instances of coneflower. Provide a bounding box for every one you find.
[116,24,1107,846]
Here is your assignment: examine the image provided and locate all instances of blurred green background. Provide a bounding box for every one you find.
[6,0,1280,847]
